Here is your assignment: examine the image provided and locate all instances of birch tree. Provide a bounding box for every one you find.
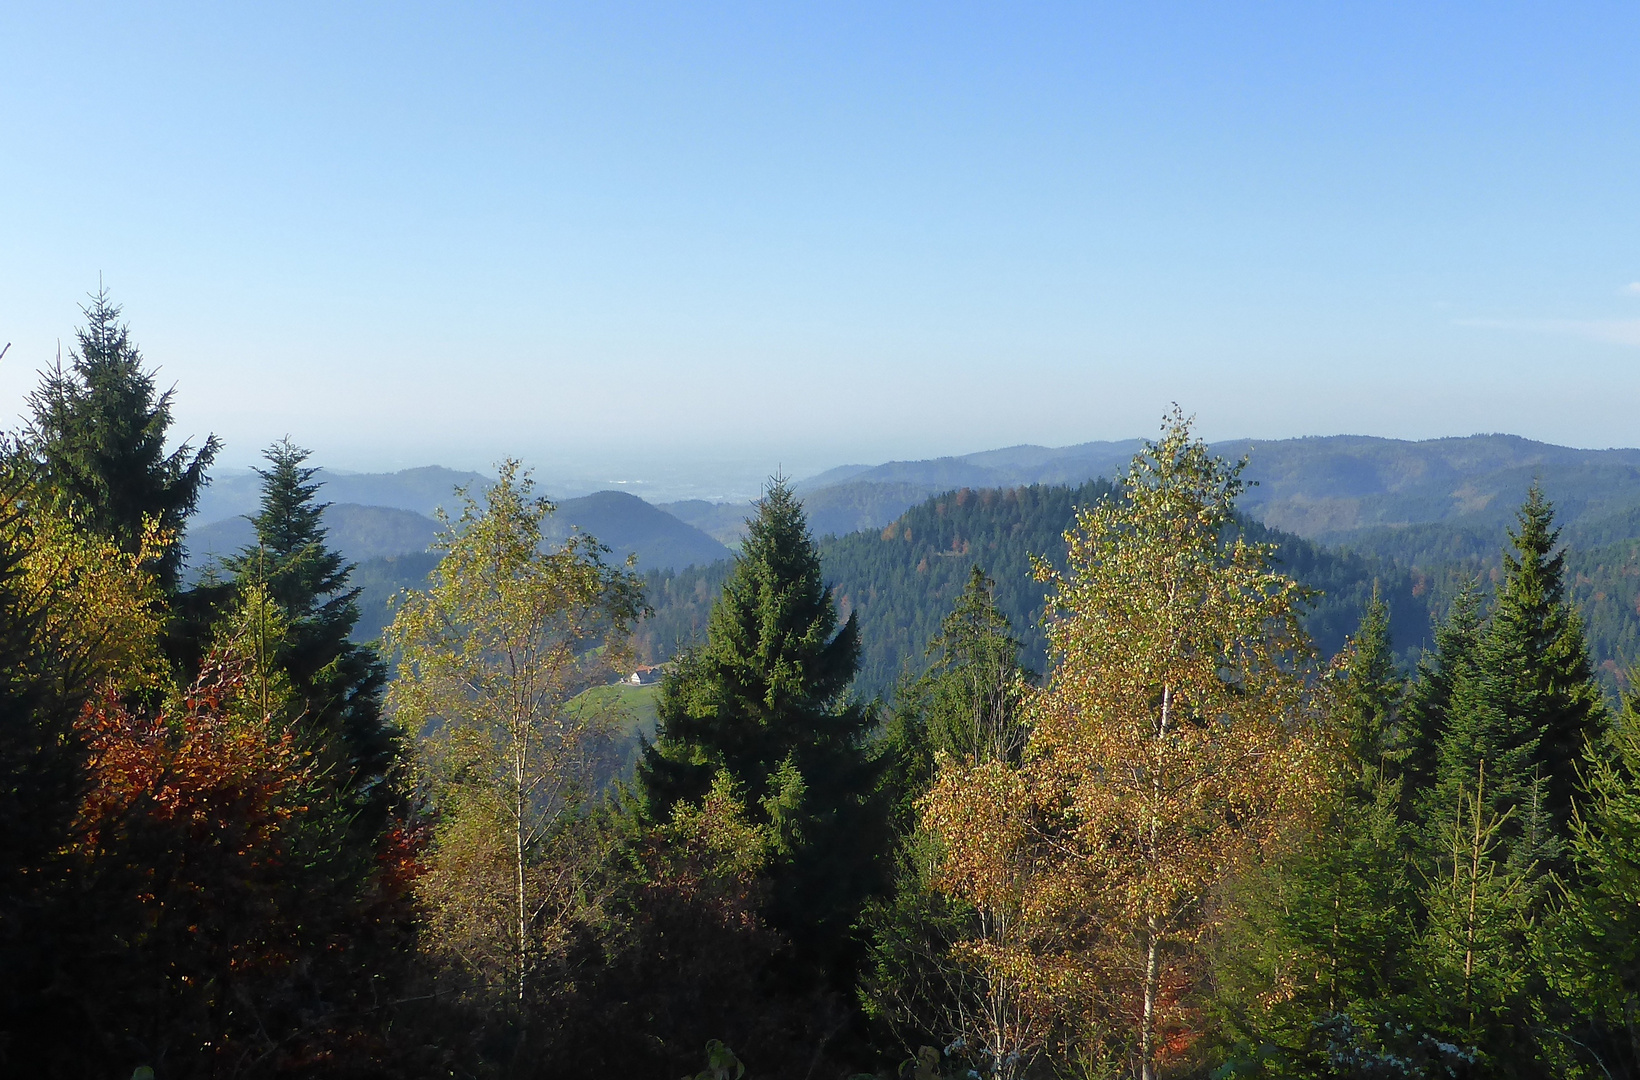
[388,461,643,1008]
[929,410,1324,1079]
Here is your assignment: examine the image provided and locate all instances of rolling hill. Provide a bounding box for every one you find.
[541,490,731,570]
[635,480,1435,702]
[197,435,1640,695]
[342,490,730,640]
[193,465,492,525]
[188,503,443,569]
[665,433,1640,551]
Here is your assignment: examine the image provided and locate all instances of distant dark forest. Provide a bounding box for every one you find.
[643,481,1431,701]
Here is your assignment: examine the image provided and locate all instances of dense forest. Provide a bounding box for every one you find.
[11,293,1640,1080]
[636,482,1640,704]
[639,482,1432,702]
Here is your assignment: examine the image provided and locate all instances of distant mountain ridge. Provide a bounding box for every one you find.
[190,503,444,568]
[197,435,1640,666]
[193,466,492,525]
[193,485,729,632]
[1220,434,1640,540]
[638,480,1436,702]
[540,491,730,571]
[666,433,1640,545]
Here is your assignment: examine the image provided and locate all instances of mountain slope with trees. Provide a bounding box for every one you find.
[638,480,1433,701]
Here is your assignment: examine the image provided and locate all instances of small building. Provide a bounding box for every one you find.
[626,665,665,686]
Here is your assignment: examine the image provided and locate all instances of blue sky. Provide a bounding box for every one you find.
[1,2,1636,484]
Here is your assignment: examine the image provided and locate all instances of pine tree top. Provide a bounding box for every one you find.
[1338,584,1405,770]
[1494,482,1568,642]
[26,287,220,591]
[224,440,351,622]
[701,477,859,716]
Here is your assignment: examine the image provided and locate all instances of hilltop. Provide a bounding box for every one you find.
[666,433,1640,544]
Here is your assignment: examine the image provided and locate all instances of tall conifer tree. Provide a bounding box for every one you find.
[638,478,886,979]
[1393,487,1608,1074]
[879,564,1030,817]
[223,440,396,823]
[1544,673,1640,1077]
[1402,585,1483,814]
[1424,487,1605,875]
[863,567,1032,1055]
[1214,592,1419,1075]
[1338,586,1406,770]
[1484,485,1607,838]
[27,288,219,592]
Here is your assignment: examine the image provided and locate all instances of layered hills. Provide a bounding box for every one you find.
[670,434,1640,544]
[185,434,1640,701]
[636,481,1432,700]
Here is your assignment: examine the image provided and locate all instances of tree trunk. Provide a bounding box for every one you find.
[516,730,528,1007]
[1141,684,1171,1080]
[1141,927,1160,1080]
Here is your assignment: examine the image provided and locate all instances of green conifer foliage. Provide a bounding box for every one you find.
[1544,675,1640,1077]
[1338,586,1406,771]
[1385,487,1610,1074]
[26,288,220,592]
[1416,759,1537,1070]
[1486,486,1608,837]
[1424,487,1606,876]
[879,565,1030,820]
[917,564,1031,767]
[1401,585,1483,813]
[223,440,396,824]
[1213,597,1419,1074]
[638,478,885,975]
[863,566,1031,1054]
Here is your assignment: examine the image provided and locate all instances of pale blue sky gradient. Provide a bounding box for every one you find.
[1,2,1637,481]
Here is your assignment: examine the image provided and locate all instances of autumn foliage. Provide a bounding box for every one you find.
[12,652,420,1076]
[922,412,1326,1079]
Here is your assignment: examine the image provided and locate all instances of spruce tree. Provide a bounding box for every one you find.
[1214,595,1419,1074]
[27,288,220,592]
[1423,487,1606,876]
[638,478,886,979]
[1394,487,1608,1074]
[223,440,395,824]
[1543,673,1640,1077]
[1484,485,1607,839]
[863,567,1031,1052]
[1416,758,1537,1070]
[1402,584,1483,813]
[879,564,1030,819]
[1338,585,1405,771]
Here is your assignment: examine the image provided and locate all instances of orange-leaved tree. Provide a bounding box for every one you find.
[926,410,1326,1080]
[65,650,317,1073]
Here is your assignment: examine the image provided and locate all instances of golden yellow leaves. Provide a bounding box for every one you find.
[921,411,1326,1078]
[22,500,167,694]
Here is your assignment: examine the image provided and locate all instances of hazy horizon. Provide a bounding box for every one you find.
[3,4,1637,471]
[183,427,1640,512]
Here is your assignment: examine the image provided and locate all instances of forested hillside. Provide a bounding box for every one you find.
[653,432,1640,548]
[636,481,1433,700]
